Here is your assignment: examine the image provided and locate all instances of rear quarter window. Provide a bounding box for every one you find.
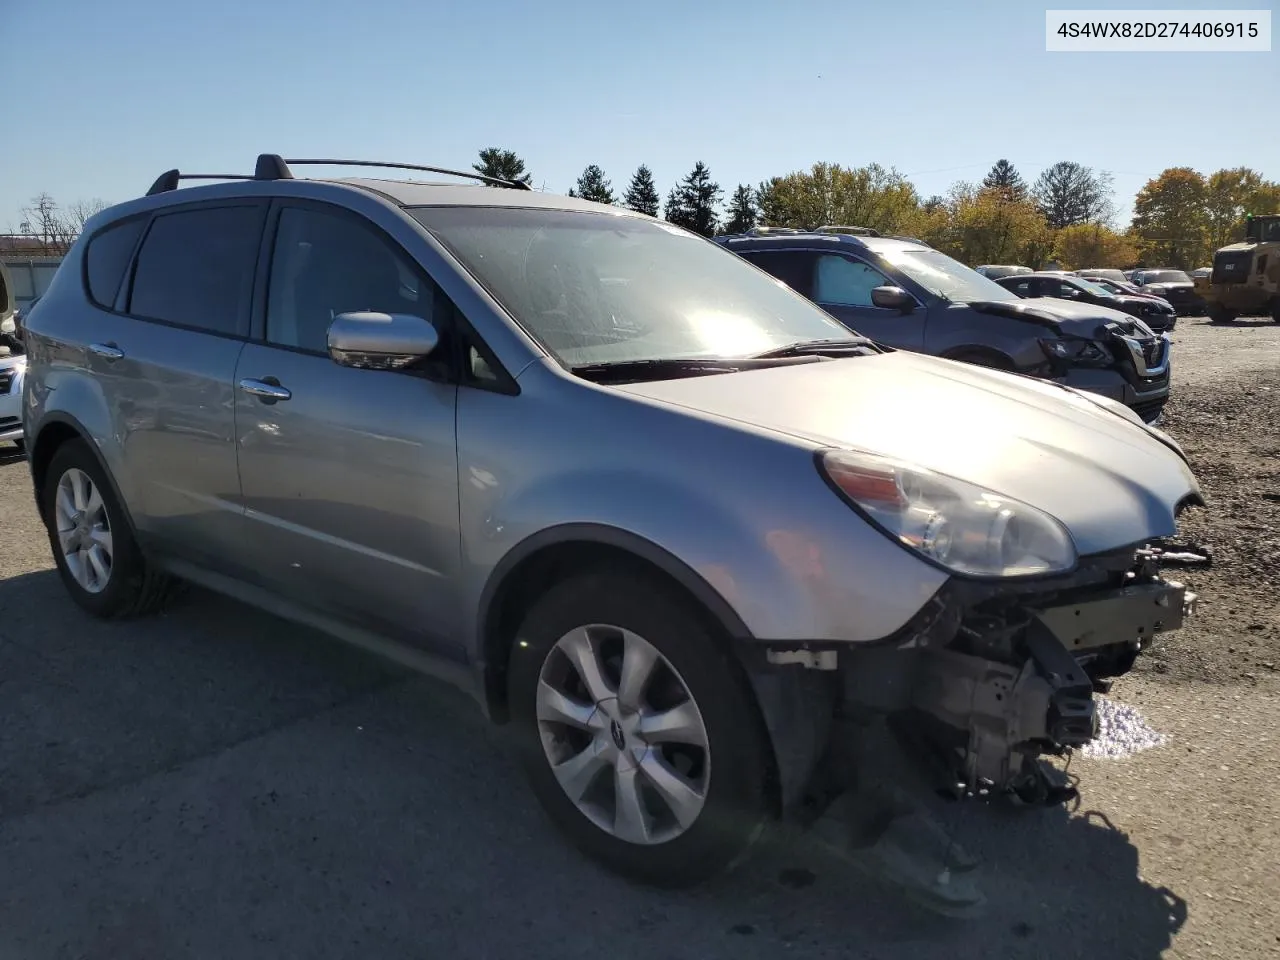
[127,204,266,337]
[85,218,146,309]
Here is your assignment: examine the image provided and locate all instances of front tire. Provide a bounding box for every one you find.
[41,440,174,618]
[507,570,772,887]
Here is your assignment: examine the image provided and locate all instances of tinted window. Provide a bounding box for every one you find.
[266,207,438,355]
[1006,279,1034,297]
[740,250,818,298]
[128,205,264,336]
[85,218,144,308]
[814,255,891,307]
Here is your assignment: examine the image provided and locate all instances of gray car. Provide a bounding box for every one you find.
[717,233,1172,424]
[21,155,1201,894]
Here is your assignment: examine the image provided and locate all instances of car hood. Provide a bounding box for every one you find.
[616,351,1199,556]
[967,297,1156,338]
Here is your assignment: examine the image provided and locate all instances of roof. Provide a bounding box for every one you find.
[716,231,930,254]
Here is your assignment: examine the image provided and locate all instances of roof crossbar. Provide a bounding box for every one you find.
[262,155,533,190]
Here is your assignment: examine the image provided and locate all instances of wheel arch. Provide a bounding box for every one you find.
[30,413,138,536]
[940,345,1017,370]
[476,524,753,724]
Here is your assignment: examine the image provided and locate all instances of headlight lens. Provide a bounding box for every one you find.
[819,449,1077,578]
[1039,337,1112,366]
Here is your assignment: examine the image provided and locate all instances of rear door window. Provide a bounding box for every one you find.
[127,204,267,337]
[740,250,817,298]
[85,218,146,309]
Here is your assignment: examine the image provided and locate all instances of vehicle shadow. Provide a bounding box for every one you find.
[1191,316,1275,328]
[0,567,1186,960]
[0,444,26,467]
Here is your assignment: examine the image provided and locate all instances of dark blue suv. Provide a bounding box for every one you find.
[716,229,1172,423]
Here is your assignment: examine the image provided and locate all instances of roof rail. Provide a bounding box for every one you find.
[146,153,534,198]
[741,226,804,236]
[812,225,881,237]
[261,155,534,190]
[146,170,255,196]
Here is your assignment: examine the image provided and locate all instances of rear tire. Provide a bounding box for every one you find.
[1207,304,1236,325]
[41,440,175,619]
[507,570,772,887]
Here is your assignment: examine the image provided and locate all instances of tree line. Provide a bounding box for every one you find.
[15,153,1277,271]
[475,147,1280,271]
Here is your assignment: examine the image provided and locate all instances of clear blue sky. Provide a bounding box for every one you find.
[3,0,1277,229]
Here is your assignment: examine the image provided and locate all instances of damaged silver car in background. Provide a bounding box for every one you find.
[22,158,1202,919]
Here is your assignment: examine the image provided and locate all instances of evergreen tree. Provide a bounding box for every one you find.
[981,159,1027,202]
[723,184,758,234]
[473,147,533,187]
[756,177,786,226]
[623,165,661,216]
[570,164,615,204]
[663,161,722,237]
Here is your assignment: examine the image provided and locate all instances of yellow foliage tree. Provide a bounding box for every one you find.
[1132,168,1210,269]
[767,163,921,233]
[927,185,1053,267]
[1053,224,1141,269]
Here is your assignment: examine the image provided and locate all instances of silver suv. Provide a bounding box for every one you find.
[23,155,1201,891]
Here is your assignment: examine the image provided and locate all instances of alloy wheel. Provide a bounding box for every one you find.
[54,467,113,594]
[535,623,711,845]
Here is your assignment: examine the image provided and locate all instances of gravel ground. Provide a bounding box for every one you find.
[0,315,1277,959]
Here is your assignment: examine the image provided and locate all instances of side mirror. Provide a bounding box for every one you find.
[327,312,439,370]
[870,285,915,313]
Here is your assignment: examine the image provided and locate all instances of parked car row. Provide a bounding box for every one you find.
[15,157,1201,911]
[979,264,1206,317]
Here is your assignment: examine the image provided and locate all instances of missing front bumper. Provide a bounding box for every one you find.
[903,576,1193,794]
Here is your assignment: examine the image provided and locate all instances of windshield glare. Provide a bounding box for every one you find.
[1142,270,1191,283]
[1073,277,1116,298]
[410,207,858,367]
[871,245,1018,303]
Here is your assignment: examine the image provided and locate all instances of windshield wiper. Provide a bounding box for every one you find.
[750,336,882,359]
[571,355,823,383]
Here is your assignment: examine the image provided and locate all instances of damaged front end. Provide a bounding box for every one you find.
[897,546,1196,804]
[759,539,1200,816]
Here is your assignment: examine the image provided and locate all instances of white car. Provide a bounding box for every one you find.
[0,278,25,452]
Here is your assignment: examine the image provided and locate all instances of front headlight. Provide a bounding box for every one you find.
[1039,337,1112,367]
[819,449,1077,578]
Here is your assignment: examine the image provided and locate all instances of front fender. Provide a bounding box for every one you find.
[464,466,821,652]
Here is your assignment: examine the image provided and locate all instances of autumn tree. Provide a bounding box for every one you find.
[1132,167,1210,268]
[981,159,1028,202]
[1203,167,1280,250]
[1031,161,1114,229]
[569,164,615,204]
[722,185,758,234]
[931,184,1053,267]
[623,165,660,216]
[663,161,722,237]
[766,163,920,233]
[1053,224,1140,270]
[473,147,533,186]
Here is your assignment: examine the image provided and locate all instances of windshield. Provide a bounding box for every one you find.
[1072,277,1117,298]
[1141,270,1191,283]
[870,244,1018,303]
[410,207,858,366]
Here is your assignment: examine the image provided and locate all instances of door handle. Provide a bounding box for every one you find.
[89,342,125,361]
[238,378,292,402]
